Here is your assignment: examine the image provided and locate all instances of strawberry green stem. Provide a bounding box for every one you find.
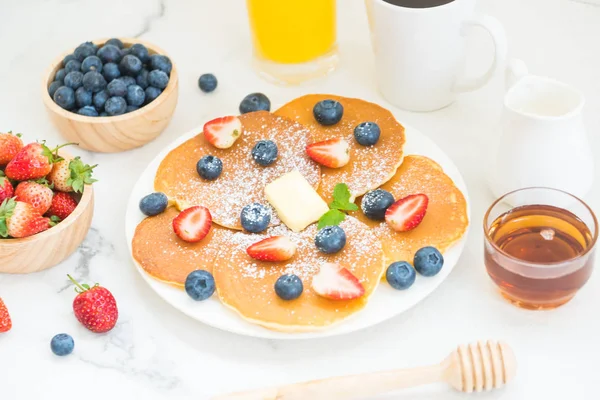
[67,274,87,292]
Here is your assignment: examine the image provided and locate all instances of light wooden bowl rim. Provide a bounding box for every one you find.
[42,37,178,124]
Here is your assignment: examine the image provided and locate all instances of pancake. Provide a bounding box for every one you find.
[154,111,321,230]
[213,217,386,332]
[351,155,469,264]
[132,207,233,287]
[275,94,405,203]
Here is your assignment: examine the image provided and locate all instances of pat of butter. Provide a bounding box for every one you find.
[265,170,329,232]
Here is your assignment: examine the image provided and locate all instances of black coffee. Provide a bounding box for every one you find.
[383,0,455,8]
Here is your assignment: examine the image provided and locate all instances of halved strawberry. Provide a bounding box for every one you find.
[305,138,350,168]
[173,206,212,242]
[203,116,243,149]
[246,236,296,262]
[311,262,365,300]
[385,193,429,232]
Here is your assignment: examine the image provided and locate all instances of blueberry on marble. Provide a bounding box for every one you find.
[77,106,98,117]
[107,79,127,97]
[74,42,96,61]
[102,62,121,82]
[92,90,109,111]
[62,54,77,67]
[274,274,303,300]
[64,59,82,74]
[148,69,169,90]
[361,189,394,221]
[144,86,162,104]
[119,75,137,87]
[81,55,103,73]
[314,225,346,254]
[251,140,278,166]
[97,44,122,64]
[413,246,444,277]
[104,38,124,49]
[75,87,93,108]
[48,81,62,98]
[64,71,84,90]
[198,73,217,93]
[239,92,270,114]
[196,155,223,181]
[139,192,168,216]
[386,261,416,290]
[126,105,139,113]
[55,68,67,83]
[53,86,75,110]
[354,122,381,146]
[129,43,150,63]
[50,333,74,356]
[313,99,343,126]
[119,55,143,77]
[185,270,216,301]
[126,85,145,106]
[104,96,127,116]
[82,71,107,93]
[149,54,172,74]
[136,69,150,89]
[240,203,271,233]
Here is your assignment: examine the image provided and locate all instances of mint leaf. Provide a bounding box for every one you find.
[317,209,346,229]
[329,183,358,211]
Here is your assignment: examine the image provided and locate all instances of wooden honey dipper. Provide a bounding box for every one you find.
[213,340,516,400]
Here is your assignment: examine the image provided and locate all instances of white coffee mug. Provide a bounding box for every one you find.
[365,0,507,112]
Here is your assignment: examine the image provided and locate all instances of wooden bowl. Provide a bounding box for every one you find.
[0,185,94,274]
[42,38,179,153]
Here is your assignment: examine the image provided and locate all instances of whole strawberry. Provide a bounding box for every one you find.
[48,156,97,193]
[0,297,11,333]
[14,180,53,215]
[46,192,78,221]
[0,171,14,203]
[0,131,23,165]
[5,142,71,181]
[68,275,118,333]
[0,198,52,238]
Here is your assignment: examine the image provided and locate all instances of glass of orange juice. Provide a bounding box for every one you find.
[246,0,338,85]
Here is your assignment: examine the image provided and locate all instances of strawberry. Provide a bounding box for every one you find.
[203,116,243,149]
[0,198,52,238]
[68,275,118,333]
[14,180,53,215]
[247,236,297,262]
[385,193,429,232]
[173,205,212,242]
[46,192,78,221]
[311,262,365,300]
[47,156,97,193]
[0,131,23,165]
[5,142,71,181]
[305,138,350,168]
[0,171,14,203]
[0,297,11,333]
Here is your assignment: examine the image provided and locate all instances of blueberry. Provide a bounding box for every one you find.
[62,54,76,67]
[99,111,108,117]
[413,246,444,277]
[240,203,271,233]
[120,47,131,57]
[104,38,124,49]
[82,71,107,93]
[107,79,127,97]
[126,85,145,106]
[77,106,98,117]
[126,105,139,113]
[97,44,122,64]
[239,93,270,114]
[102,62,121,82]
[196,155,223,180]
[105,96,127,116]
[198,73,217,93]
[129,43,150,63]
[136,69,150,89]
[386,261,416,290]
[119,55,142,77]
[313,100,343,126]
[48,81,62,97]
[53,86,75,110]
[314,225,346,254]
[92,90,109,110]
[50,333,74,356]
[148,69,169,89]
[81,55,103,73]
[149,54,172,74]
[185,270,216,301]
[354,122,381,146]
[64,71,84,90]
[251,140,278,166]
[65,59,82,74]
[75,87,93,107]
[144,86,162,104]
[139,192,168,216]
[55,68,67,83]
[119,76,137,87]
[361,189,394,221]
[274,274,303,300]
[74,42,96,61]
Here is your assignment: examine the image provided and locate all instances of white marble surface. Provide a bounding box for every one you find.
[0,0,599,398]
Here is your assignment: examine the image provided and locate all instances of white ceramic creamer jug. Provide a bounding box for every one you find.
[488,59,594,202]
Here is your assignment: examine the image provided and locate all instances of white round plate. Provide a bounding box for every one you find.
[125,117,470,339]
